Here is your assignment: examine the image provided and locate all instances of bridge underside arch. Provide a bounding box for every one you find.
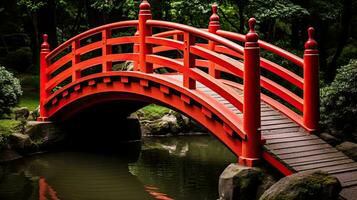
[45,72,243,157]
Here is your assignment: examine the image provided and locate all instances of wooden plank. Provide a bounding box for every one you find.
[261,123,299,131]
[303,163,357,173]
[291,157,349,167]
[261,115,287,121]
[328,166,357,175]
[266,135,319,144]
[262,127,301,135]
[294,159,354,171]
[278,148,338,160]
[262,132,306,139]
[265,139,325,150]
[331,171,357,187]
[266,143,331,155]
[284,152,346,165]
[261,119,293,126]
[261,110,282,117]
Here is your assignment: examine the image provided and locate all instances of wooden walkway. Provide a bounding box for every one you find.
[168,75,357,200]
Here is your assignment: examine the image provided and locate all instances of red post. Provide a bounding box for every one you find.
[183,32,196,89]
[303,27,319,132]
[138,0,153,73]
[239,18,261,167]
[72,40,81,81]
[102,29,112,72]
[38,34,50,121]
[208,3,221,78]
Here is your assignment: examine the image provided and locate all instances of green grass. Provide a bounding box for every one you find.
[17,74,39,111]
[0,119,22,136]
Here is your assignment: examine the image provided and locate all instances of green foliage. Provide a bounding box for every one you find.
[247,0,309,21]
[320,60,357,140]
[4,47,33,72]
[0,66,23,117]
[17,0,46,13]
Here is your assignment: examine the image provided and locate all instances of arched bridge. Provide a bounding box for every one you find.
[37,1,357,198]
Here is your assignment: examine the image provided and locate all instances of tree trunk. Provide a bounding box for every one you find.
[38,0,58,48]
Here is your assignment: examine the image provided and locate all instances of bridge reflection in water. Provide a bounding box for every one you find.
[0,135,237,200]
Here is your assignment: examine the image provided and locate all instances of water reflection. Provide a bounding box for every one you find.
[0,135,236,200]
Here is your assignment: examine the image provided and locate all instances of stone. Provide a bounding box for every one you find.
[259,171,341,200]
[0,149,22,162]
[319,132,341,146]
[336,141,357,161]
[218,163,275,200]
[13,107,30,120]
[8,133,31,150]
[24,121,65,150]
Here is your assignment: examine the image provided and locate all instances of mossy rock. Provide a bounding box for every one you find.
[259,171,341,200]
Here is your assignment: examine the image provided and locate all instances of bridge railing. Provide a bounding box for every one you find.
[151,3,319,133]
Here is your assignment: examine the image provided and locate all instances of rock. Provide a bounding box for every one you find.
[319,132,341,146]
[24,121,65,150]
[13,107,30,120]
[259,171,341,200]
[8,133,31,150]
[218,163,275,200]
[336,141,357,161]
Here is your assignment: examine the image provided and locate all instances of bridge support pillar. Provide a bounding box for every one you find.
[38,34,50,121]
[239,18,261,167]
[303,27,319,133]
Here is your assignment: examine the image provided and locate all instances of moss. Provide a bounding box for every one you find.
[138,104,171,120]
[0,119,22,136]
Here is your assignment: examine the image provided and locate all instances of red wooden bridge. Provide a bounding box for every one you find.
[37,1,357,199]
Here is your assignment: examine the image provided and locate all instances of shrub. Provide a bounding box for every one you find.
[320,59,357,141]
[0,66,22,117]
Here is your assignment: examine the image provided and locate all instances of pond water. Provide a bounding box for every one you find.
[0,135,237,200]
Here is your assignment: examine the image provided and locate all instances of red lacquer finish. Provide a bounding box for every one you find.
[239,19,261,166]
[303,27,319,132]
[38,0,320,172]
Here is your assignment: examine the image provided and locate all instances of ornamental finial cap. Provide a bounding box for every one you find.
[139,0,151,10]
[41,34,49,50]
[210,3,219,22]
[305,27,318,49]
[246,18,258,42]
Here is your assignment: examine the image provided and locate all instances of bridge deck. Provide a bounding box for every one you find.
[167,74,357,200]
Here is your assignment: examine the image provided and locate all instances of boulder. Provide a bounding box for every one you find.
[218,163,275,200]
[13,107,29,120]
[8,133,31,150]
[24,121,65,150]
[336,141,357,161]
[319,132,341,146]
[259,171,341,200]
[0,149,22,162]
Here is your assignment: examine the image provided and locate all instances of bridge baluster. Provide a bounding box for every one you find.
[133,30,140,71]
[303,27,319,132]
[208,3,221,78]
[183,32,196,89]
[139,0,153,73]
[102,29,112,72]
[239,18,261,167]
[71,40,81,81]
[39,34,50,121]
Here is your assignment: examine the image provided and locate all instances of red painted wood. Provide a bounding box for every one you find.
[239,18,261,166]
[39,1,321,172]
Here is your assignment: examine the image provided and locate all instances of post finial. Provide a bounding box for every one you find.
[41,34,50,51]
[305,27,318,49]
[246,18,258,42]
[139,0,151,13]
[210,3,219,22]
